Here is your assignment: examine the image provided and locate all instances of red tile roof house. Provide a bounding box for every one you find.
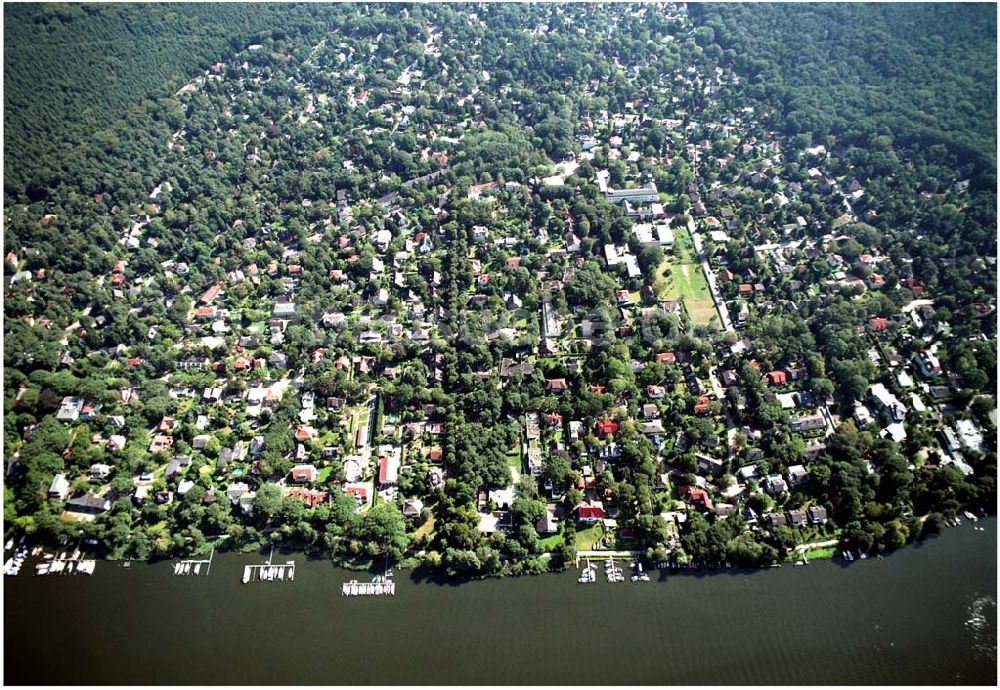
[595,419,619,436]
[693,396,711,415]
[200,283,221,304]
[343,484,368,504]
[290,464,318,483]
[869,317,889,332]
[656,352,676,364]
[738,283,753,295]
[286,487,327,508]
[545,378,568,394]
[378,456,400,488]
[766,371,788,386]
[577,501,605,524]
[680,485,714,510]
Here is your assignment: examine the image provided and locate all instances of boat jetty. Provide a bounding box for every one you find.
[34,543,96,577]
[630,561,650,582]
[4,536,29,576]
[605,557,625,582]
[578,558,597,583]
[242,546,295,583]
[174,547,214,576]
[342,565,395,597]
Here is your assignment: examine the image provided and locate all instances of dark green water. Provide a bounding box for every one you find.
[5,520,996,685]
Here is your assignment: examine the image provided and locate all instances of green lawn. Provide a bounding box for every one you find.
[506,443,522,475]
[665,263,719,326]
[537,530,563,551]
[653,227,719,326]
[670,226,695,262]
[575,523,604,550]
[316,465,335,483]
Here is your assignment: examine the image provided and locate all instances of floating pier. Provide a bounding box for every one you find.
[35,556,95,576]
[341,579,395,597]
[605,557,625,583]
[241,547,294,584]
[174,547,214,576]
[342,564,395,597]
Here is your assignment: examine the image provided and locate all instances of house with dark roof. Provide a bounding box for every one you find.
[544,378,567,394]
[66,493,111,515]
[790,414,826,433]
[786,509,808,526]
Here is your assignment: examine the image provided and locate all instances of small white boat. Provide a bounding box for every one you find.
[174,563,181,575]
[242,567,251,584]
[4,538,13,551]
[194,563,201,575]
[964,510,978,522]
[278,568,284,581]
[35,564,49,576]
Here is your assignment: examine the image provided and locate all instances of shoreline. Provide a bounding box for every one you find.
[10,516,991,583]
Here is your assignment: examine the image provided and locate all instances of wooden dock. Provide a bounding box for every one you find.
[174,547,214,576]
[341,579,395,597]
[243,561,295,583]
[241,546,294,583]
[36,556,95,576]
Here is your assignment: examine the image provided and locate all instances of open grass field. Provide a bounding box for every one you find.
[653,225,720,326]
[664,263,720,326]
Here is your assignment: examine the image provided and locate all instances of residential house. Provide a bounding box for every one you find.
[290,464,318,483]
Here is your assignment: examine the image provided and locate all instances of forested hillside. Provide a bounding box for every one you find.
[692,3,997,169]
[3,3,332,199]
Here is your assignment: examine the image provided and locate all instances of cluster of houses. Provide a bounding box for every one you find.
[5,2,992,562]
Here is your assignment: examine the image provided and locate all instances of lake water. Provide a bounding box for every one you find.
[5,519,996,685]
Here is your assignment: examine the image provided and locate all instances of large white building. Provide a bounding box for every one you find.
[633,222,674,246]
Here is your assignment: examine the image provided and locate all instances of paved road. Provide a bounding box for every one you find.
[702,260,734,332]
[794,539,839,554]
[709,367,740,455]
